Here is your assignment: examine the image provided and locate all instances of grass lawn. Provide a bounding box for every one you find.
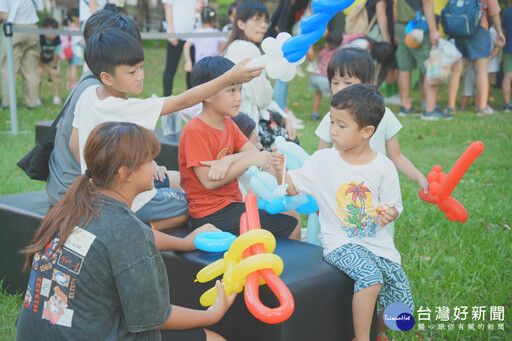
[1,46,511,340]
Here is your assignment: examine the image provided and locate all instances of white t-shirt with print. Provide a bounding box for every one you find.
[72,85,164,173]
[288,148,403,264]
[315,107,402,155]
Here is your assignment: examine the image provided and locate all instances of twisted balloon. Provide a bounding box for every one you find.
[282,0,356,62]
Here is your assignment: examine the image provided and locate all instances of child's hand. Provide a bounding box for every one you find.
[255,150,273,170]
[418,175,429,194]
[271,147,285,174]
[184,224,220,251]
[184,61,193,72]
[229,58,263,83]
[376,204,398,226]
[200,158,233,181]
[153,162,168,182]
[207,280,237,322]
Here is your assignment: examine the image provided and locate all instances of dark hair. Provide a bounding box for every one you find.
[85,28,145,79]
[201,6,217,25]
[41,17,58,29]
[327,47,375,85]
[325,31,342,48]
[331,84,384,133]
[232,113,256,138]
[226,1,269,47]
[228,2,238,16]
[22,122,160,271]
[84,10,141,43]
[370,42,395,87]
[65,7,79,26]
[191,56,235,88]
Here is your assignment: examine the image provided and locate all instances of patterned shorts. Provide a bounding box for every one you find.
[324,243,415,312]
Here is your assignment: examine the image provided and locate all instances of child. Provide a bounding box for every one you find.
[184,6,224,73]
[63,8,84,90]
[17,121,233,340]
[310,31,342,120]
[38,17,62,106]
[315,48,428,236]
[503,1,512,112]
[179,56,300,240]
[273,84,414,341]
[71,28,262,230]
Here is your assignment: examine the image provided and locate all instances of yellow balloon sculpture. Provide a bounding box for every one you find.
[196,229,284,307]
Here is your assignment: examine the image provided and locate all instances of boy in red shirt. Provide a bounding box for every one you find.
[179,56,300,239]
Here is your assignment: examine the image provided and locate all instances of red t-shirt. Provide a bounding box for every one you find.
[179,116,249,218]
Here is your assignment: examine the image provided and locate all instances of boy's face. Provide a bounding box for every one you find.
[208,83,242,117]
[329,107,371,152]
[330,71,363,96]
[104,62,145,96]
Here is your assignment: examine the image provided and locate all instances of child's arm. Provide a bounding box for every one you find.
[271,149,299,196]
[160,59,263,116]
[385,135,429,192]
[183,41,193,72]
[156,281,236,330]
[199,142,257,181]
[194,143,272,190]
[69,127,80,163]
[151,224,219,251]
[490,45,500,60]
[318,138,331,150]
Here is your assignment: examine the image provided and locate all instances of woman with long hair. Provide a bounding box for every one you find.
[16,122,234,341]
[223,1,299,150]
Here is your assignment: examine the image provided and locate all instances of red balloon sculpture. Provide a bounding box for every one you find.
[418,141,484,223]
[240,192,295,324]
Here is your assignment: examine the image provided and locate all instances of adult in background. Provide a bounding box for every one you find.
[79,0,107,27]
[223,1,297,150]
[0,0,44,109]
[395,0,452,120]
[162,0,196,95]
[445,0,505,116]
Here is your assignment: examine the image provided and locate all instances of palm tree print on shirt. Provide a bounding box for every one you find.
[336,182,377,238]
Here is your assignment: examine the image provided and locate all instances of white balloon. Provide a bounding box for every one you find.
[292,56,306,66]
[276,32,292,45]
[278,65,296,82]
[262,37,283,58]
[266,57,289,79]
[246,55,269,68]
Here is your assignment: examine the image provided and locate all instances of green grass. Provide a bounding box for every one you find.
[1,47,511,340]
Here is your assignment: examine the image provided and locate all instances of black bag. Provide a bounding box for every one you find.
[17,110,63,181]
[17,75,95,181]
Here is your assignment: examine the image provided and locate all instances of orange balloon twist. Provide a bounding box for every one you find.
[418,141,484,223]
[240,192,295,324]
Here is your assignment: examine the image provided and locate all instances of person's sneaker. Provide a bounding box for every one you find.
[306,62,321,74]
[52,96,62,106]
[295,65,305,78]
[312,112,320,120]
[476,106,496,116]
[504,103,512,113]
[421,108,454,121]
[443,107,455,115]
[398,106,420,117]
[384,94,402,106]
[35,98,43,107]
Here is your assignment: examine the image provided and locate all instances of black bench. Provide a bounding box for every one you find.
[0,191,377,340]
[35,121,180,171]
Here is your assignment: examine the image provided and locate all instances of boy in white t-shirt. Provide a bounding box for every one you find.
[315,48,428,237]
[273,84,414,341]
[71,28,262,229]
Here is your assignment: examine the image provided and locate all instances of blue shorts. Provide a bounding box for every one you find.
[324,243,415,312]
[455,27,491,61]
